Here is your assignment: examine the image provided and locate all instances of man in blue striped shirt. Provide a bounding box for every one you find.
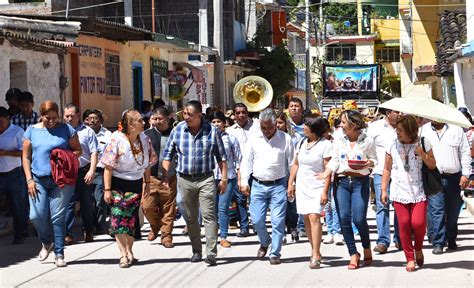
[162,100,227,266]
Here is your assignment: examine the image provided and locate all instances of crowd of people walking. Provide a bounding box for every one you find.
[0,88,471,272]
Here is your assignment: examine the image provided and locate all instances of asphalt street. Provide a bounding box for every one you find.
[0,207,473,288]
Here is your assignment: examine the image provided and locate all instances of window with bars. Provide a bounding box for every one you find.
[376,46,400,63]
[326,44,356,62]
[106,52,121,96]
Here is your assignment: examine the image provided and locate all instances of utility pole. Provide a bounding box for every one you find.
[151,0,155,33]
[124,0,133,26]
[305,0,312,109]
[199,0,208,61]
[213,0,224,108]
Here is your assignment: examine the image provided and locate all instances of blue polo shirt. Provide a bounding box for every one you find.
[24,123,76,177]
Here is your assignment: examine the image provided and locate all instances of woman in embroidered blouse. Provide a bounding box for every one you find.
[320,110,377,269]
[381,115,436,272]
[101,110,157,268]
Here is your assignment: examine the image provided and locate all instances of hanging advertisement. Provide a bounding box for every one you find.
[193,68,208,105]
[150,58,168,99]
[168,68,188,101]
[323,64,380,99]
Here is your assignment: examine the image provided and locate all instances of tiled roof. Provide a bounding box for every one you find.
[436,10,467,76]
[1,30,72,49]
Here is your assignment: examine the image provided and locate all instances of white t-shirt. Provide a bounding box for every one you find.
[386,138,432,203]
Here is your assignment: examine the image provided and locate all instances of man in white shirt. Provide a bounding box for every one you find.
[287,97,306,237]
[0,107,28,244]
[226,103,259,237]
[63,104,99,244]
[83,109,112,234]
[367,109,401,253]
[240,108,295,265]
[420,121,470,254]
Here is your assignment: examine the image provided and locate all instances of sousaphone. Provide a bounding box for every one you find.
[233,76,273,112]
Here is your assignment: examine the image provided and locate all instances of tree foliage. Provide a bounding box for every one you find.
[256,44,296,103]
[324,3,358,35]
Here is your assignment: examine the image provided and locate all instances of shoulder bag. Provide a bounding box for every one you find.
[420,137,443,196]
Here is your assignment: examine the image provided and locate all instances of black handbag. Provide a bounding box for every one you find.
[420,137,444,196]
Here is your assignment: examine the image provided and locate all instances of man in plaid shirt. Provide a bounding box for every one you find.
[162,100,227,267]
[10,91,39,131]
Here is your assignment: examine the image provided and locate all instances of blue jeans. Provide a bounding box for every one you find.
[427,191,446,246]
[335,176,371,256]
[325,185,340,235]
[93,168,108,230]
[176,187,189,224]
[249,179,287,258]
[215,178,237,239]
[297,214,305,232]
[233,185,249,232]
[373,174,400,246]
[443,173,463,244]
[66,167,95,236]
[428,172,463,247]
[30,175,74,257]
[0,167,29,239]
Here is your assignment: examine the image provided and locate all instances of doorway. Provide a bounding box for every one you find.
[132,62,143,111]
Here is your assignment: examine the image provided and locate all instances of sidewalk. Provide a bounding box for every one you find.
[0,208,473,287]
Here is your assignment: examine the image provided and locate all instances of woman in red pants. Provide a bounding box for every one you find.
[381,115,436,272]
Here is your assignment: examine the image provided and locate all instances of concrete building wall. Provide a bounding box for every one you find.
[355,42,375,64]
[0,39,61,110]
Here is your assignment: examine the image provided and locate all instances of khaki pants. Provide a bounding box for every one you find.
[142,175,177,242]
[177,173,218,256]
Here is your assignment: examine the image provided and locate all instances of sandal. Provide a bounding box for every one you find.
[127,253,138,265]
[348,252,360,270]
[406,261,416,272]
[119,256,129,268]
[309,256,322,269]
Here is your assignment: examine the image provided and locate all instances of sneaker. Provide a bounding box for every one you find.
[182,226,189,236]
[432,245,444,255]
[38,243,54,261]
[236,230,251,238]
[84,232,94,243]
[373,244,388,254]
[64,235,74,246]
[323,234,334,244]
[205,255,217,266]
[291,230,299,243]
[55,256,67,267]
[334,233,345,245]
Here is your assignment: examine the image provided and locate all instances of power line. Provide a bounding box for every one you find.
[49,0,124,15]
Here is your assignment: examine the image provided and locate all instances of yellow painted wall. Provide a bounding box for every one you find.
[412,0,439,67]
[73,35,189,127]
[76,35,122,127]
[373,19,400,41]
